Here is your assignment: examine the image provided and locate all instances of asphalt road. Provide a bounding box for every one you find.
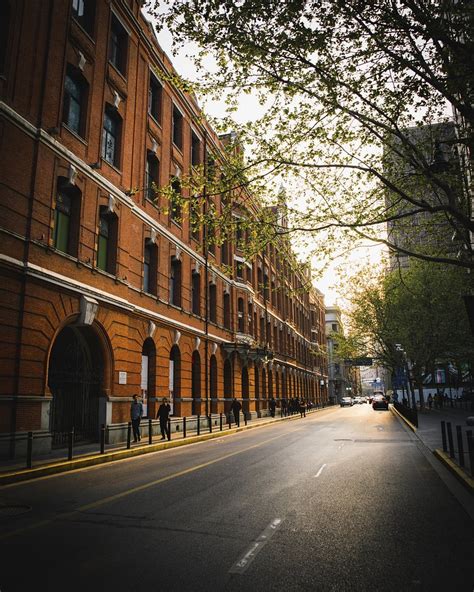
[1,405,473,592]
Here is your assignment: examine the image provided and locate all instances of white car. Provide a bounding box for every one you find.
[340,397,353,407]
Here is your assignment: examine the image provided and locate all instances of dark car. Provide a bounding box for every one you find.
[372,395,389,410]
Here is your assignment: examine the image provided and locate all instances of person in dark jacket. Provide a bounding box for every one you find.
[130,394,143,442]
[157,397,171,440]
[230,397,242,425]
[269,397,277,418]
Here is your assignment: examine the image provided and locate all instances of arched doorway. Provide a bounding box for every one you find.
[241,366,249,415]
[210,355,218,414]
[192,350,201,415]
[224,358,232,414]
[48,325,103,446]
[169,345,181,415]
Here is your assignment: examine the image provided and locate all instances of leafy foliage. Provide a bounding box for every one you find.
[148,0,474,269]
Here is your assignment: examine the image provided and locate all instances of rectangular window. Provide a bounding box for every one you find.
[145,153,159,202]
[190,197,201,241]
[170,177,182,223]
[148,73,162,122]
[235,260,244,280]
[144,241,158,295]
[172,106,183,150]
[97,216,109,271]
[54,192,72,253]
[191,132,201,167]
[109,14,128,76]
[192,272,201,315]
[102,107,121,167]
[63,66,88,137]
[72,0,95,36]
[97,208,117,274]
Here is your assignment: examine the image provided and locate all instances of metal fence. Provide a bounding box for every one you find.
[393,401,418,428]
[19,404,326,470]
[440,420,474,477]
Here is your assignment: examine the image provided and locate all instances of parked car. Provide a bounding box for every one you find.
[354,396,363,404]
[372,395,389,410]
[340,397,353,407]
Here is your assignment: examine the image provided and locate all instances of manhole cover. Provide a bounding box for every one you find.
[0,504,32,517]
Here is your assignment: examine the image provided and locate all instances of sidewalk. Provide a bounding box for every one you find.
[0,408,323,486]
[392,404,474,494]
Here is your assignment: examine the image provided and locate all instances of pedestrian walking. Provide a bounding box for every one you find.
[157,397,171,440]
[269,397,276,418]
[130,394,143,442]
[427,393,433,410]
[281,398,288,416]
[231,397,242,425]
[299,398,306,418]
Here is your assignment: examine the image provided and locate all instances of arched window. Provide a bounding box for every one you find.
[53,178,81,257]
[170,256,182,307]
[191,351,201,415]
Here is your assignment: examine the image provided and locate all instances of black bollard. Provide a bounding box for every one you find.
[237,413,240,428]
[183,416,187,439]
[148,419,153,445]
[228,414,231,429]
[208,415,212,433]
[197,415,201,436]
[244,414,247,426]
[167,418,171,441]
[68,427,74,461]
[456,425,465,468]
[26,431,33,469]
[220,413,223,431]
[446,422,455,458]
[441,421,447,452]
[127,422,132,449]
[100,424,106,454]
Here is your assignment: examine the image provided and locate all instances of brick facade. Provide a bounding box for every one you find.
[0,0,329,457]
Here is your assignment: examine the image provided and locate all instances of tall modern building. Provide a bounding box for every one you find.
[0,0,329,457]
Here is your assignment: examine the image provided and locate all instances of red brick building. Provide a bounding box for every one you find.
[0,0,328,457]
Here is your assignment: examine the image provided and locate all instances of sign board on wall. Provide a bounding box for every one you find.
[118,371,127,385]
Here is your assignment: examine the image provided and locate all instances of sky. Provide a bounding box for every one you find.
[150,12,385,307]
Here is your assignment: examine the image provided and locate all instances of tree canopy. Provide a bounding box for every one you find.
[150,0,474,270]
[339,258,474,403]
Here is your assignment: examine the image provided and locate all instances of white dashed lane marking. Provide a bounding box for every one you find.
[229,518,283,574]
[314,463,327,478]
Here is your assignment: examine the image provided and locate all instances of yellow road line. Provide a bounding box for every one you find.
[1,428,301,541]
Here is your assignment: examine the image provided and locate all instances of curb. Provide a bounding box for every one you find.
[390,405,474,495]
[390,404,417,432]
[0,411,310,486]
[433,449,474,495]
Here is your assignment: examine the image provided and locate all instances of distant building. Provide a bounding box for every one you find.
[325,306,350,403]
[385,121,466,268]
